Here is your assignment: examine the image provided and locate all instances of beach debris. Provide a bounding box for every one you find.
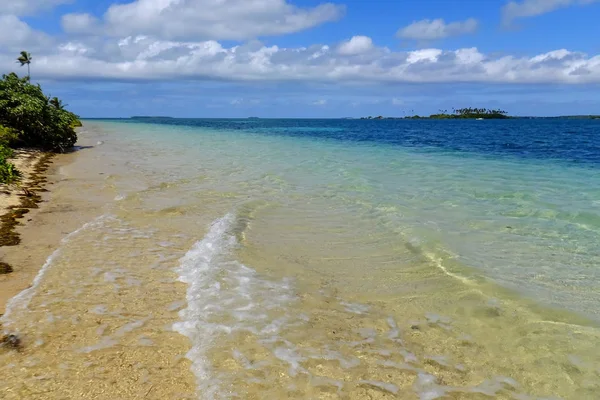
[0,153,53,247]
[0,261,13,274]
[1,333,22,350]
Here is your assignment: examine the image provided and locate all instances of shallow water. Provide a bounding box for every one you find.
[1,119,600,399]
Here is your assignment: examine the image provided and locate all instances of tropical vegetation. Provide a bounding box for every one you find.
[430,108,509,119]
[360,107,511,120]
[0,51,81,184]
[17,51,32,80]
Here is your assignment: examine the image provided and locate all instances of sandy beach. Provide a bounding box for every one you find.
[0,149,57,313]
[0,127,198,399]
[0,141,106,319]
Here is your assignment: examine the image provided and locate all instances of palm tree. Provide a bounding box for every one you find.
[17,51,32,80]
[50,97,65,110]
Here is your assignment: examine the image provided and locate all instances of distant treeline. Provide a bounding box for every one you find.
[361,107,510,120]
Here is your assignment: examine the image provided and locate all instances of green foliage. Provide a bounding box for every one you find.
[0,125,19,147]
[0,72,78,152]
[0,143,20,184]
[0,126,19,184]
[0,158,20,184]
[50,97,64,110]
[430,107,510,119]
[0,144,14,159]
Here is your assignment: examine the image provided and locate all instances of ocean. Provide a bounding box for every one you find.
[1,118,599,399]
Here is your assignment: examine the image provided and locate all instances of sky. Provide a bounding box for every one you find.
[1,0,600,117]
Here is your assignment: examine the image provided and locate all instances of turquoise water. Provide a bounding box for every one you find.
[3,118,600,399]
[99,118,600,321]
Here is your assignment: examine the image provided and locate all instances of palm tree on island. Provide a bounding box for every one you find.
[17,51,32,80]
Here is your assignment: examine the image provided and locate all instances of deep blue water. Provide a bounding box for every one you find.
[105,118,600,165]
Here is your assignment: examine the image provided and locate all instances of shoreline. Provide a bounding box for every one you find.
[0,149,66,316]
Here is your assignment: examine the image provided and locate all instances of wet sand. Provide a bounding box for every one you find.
[0,149,62,313]
[0,129,198,399]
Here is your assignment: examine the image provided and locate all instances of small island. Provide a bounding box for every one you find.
[360,108,510,120]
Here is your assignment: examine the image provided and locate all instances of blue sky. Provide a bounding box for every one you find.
[2,0,600,117]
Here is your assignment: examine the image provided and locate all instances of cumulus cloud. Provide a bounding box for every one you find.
[1,0,72,16]
[503,0,600,23]
[337,36,374,55]
[61,0,345,41]
[397,18,478,41]
[61,13,101,35]
[0,15,52,51]
[1,35,599,85]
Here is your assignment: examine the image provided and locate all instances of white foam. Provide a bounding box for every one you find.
[414,373,448,400]
[171,213,528,399]
[341,301,370,314]
[173,213,297,399]
[138,336,154,346]
[79,337,119,353]
[413,370,525,399]
[387,316,402,342]
[79,318,149,353]
[306,348,361,369]
[274,346,306,376]
[90,305,108,315]
[0,215,112,332]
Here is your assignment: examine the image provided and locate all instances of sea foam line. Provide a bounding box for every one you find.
[173,213,238,399]
[173,213,296,399]
[1,214,112,331]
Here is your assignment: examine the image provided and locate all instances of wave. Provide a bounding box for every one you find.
[172,212,534,400]
[172,213,296,399]
[1,214,112,332]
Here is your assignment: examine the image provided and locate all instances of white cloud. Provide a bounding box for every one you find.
[1,35,599,85]
[406,48,443,63]
[397,18,478,40]
[58,42,93,56]
[503,0,600,23]
[0,15,52,51]
[61,13,100,35]
[1,0,72,16]
[62,0,345,41]
[313,99,327,106]
[337,36,374,55]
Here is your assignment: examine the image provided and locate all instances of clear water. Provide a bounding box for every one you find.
[113,117,600,321]
[1,118,600,399]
